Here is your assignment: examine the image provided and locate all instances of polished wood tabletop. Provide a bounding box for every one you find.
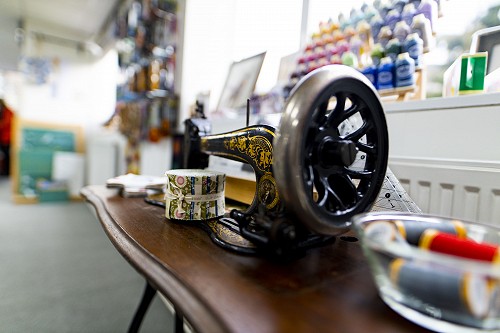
[81,185,432,333]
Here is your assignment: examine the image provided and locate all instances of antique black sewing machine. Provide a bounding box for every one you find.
[183,64,389,257]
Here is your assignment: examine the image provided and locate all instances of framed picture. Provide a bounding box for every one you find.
[216,52,266,112]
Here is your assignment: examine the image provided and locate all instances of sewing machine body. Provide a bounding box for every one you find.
[183,65,389,256]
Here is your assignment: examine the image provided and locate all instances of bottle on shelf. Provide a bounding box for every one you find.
[402,3,417,26]
[411,13,433,52]
[394,20,411,43]
[395,52,416,87]
[148,59,161,91]
[377,26,393,48]
[393,0,409,13]
[361,64,378,89]
[370,14,385,43]
[386,38,402,62]
[385,9,401,31]
[341,51,359,68]
[418,0,438,34]
[371,43,386,67]
[377,56,395,90]
[357,20,374,58]
[403,33,424,68]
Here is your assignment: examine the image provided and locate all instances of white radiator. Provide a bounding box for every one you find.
[384,93,500,226]
[390,158,500,226]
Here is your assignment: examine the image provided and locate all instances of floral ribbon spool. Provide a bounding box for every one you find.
[164,169,226,221]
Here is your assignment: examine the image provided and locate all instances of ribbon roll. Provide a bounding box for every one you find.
[164,169,226,221]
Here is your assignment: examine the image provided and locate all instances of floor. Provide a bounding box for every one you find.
[0,177,173,332]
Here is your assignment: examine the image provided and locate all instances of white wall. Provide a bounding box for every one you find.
[12,19,118,135]
[17,51,118,132]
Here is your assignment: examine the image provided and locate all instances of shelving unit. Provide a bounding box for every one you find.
[111,0,179,174]
[379,67,426,102]
[11,118,85,204]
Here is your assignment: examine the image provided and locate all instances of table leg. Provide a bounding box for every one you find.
[128,281,157,333]
[174,309,184,333]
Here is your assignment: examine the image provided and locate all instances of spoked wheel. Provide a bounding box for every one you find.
[273,65,389,235]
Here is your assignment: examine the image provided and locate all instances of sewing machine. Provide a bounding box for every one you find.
[183,65,389,257]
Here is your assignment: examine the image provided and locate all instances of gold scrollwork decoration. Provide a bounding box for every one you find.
[223,134,273,172]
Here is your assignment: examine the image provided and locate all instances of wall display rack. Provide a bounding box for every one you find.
[111,0,179,174]
[289,0,441,101]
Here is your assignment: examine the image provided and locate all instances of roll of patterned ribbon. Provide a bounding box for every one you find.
[164,169,226,221]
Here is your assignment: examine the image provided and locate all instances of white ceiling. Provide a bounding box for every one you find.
[0,0,123,41]
[0,0,124,70]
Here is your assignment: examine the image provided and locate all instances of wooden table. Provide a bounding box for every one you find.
[81,185,432,333]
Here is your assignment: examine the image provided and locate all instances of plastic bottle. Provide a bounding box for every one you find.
[393,0,409,13]
[329,19,340,33]
[350,35,363,60]
[418,0,438,33]
[148,59,161,90]
[361,65,378,88]
[329,54,342,65]
[403,33,424,68]
[357,20,373,49]
[410,0,422,8]
[402,3,417,26]
[394,20,411,43]
[343,26,357,42]
[362,3,378,23]
[336,40,350,56]
[332,30,345,43]
[377,56,395,89]
[357,20,374,68]
[341,51,359,68]
[127,1,142,37]
[370,14,385,43]
[378,0,392,21]
[350,8,363,27]
[371,43,385,67]
[385,9,401,31]
[386,38,402,62]
[319,21,330,37]
[411,13,433,52]
[338,12,349,30]
[395,52,415,87]
[377,26,393,48]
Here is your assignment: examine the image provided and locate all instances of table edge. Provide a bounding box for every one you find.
[81,185,230,333]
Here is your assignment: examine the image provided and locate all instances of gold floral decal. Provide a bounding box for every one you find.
[224,135,273,172]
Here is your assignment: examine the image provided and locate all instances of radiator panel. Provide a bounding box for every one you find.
[390,159,500,226]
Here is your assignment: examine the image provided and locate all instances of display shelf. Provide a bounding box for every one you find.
[11,118,85,204]
[111,0,179,174]
[117,89,172,102]
[379,67,426,102]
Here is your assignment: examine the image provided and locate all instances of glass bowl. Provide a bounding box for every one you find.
[352,212,500,333]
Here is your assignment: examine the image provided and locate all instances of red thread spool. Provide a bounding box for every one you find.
[419,229,500,263]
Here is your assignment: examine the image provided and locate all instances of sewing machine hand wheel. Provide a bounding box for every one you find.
[274,65,389,236]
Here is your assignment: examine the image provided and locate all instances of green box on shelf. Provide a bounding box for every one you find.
[459,52,488,95]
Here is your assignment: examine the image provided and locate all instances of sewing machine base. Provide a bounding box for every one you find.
[145,194,335,258]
